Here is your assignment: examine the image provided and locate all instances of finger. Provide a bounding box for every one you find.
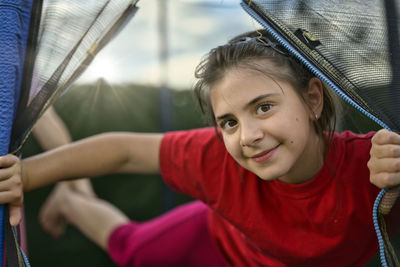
[370,144,400,158]
[373,129,400,145]
[370,172,400,188]
[9,205,21,226]
[368,157,400,173]
[0,190,23,205]
[0,165,19,182]
[0,154,19,168]
[0,175,22,193]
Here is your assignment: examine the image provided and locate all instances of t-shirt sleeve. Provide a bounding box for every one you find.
[159,127,231,203]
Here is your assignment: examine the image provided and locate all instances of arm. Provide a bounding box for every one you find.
[32,106,73,149]
[0,107,163,225]
[33,106,95,196]
[34,106,130,247]
[0,132,162,226]
[23,131,163,192]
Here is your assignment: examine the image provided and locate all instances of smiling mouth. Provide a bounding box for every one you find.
[251,145,279,163]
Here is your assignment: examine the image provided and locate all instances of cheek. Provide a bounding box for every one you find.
[273,114,310,143]
[222,134,241,158]
[287,118,313,149]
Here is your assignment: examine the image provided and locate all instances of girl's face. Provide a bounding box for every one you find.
[210,65,325,184]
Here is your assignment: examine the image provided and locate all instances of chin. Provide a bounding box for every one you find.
[252,166,288,182]
[255,173,280,181]
[258,177,277,182]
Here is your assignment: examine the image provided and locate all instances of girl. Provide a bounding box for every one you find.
[2,29,400,266]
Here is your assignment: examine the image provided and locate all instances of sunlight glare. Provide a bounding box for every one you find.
[83,56,120,83]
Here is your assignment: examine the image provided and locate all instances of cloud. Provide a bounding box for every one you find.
[76,0,256,89]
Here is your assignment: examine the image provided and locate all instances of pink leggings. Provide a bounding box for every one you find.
[107,201,227,267]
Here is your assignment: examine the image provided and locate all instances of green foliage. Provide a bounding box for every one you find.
[338,100,381,133]
[22,80,206,266]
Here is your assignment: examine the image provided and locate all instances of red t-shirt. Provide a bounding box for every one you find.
[160,127,400,266]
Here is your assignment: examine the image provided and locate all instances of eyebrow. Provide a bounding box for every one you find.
[216,114,230,121]
[245,93,278,109]
[215,93,279,121]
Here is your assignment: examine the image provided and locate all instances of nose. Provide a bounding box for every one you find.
[239,120,264,147]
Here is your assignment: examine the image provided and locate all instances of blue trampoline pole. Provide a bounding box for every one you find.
[158,0,175,211]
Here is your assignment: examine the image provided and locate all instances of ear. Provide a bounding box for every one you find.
[302,77,324,120]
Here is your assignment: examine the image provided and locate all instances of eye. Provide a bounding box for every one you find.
[219,119,238,130]
[256,103,272,115]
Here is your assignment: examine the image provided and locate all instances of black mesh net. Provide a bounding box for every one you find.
[242,0,395,130]
[10,0,139,153]
[241,0,400,266]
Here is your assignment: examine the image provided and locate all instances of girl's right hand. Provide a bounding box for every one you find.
[0,154,23,226]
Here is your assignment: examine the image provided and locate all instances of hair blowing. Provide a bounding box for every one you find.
[193,29,336,145]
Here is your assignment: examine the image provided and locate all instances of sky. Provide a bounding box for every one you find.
[76,0,258,90]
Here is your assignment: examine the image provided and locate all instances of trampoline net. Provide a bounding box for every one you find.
[241,0,400,266]
[10,0,139,153]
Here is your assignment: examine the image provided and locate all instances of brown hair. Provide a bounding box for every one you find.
[194,29,336,145]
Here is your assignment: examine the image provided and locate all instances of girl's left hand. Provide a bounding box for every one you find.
[0,154,23,226]
[368,129,400,189]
